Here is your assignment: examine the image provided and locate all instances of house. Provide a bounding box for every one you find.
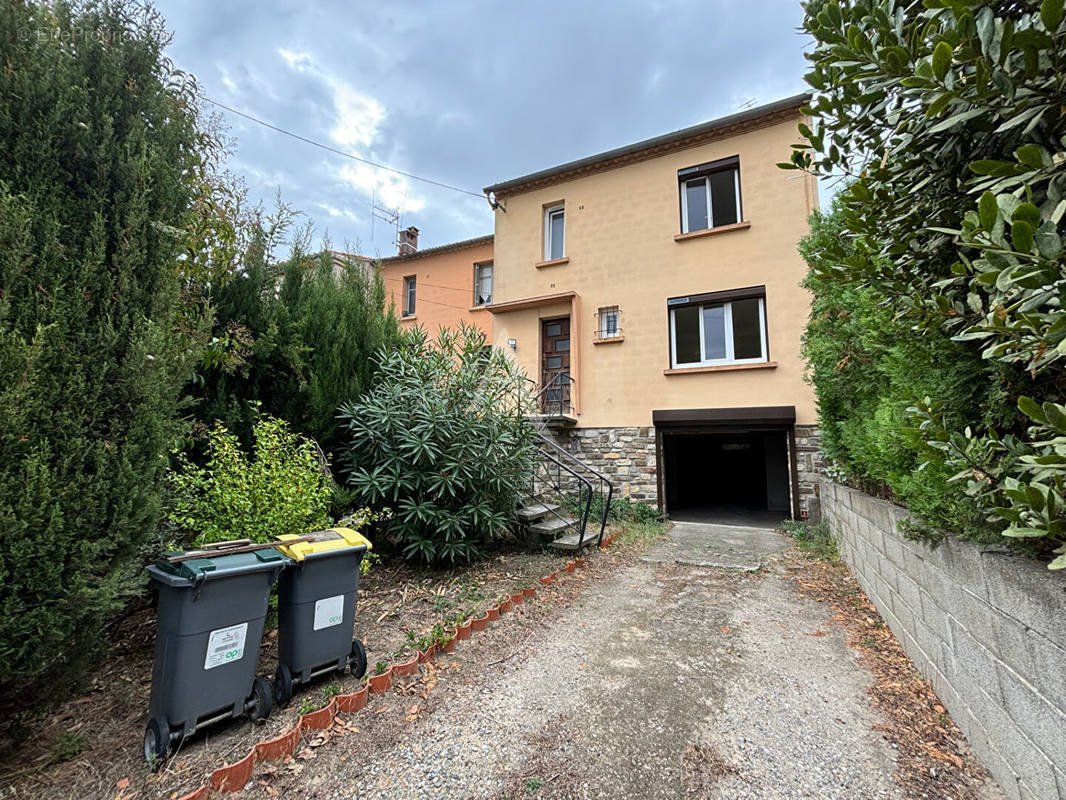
[482,94,820,521]
[376,226,495,338]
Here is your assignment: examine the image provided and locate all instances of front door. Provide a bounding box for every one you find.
[540,317,571,414]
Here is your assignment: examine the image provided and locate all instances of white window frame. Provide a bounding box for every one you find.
[544,204,565,260]
[597,306,620,338]
[669,297,767,367]
[474,262,493,306]
[679,167,742,234]
[403,275,416,317]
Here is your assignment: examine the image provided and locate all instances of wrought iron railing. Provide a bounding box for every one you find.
[533,433,613,548]
[533,372,574,418]
[528,446,594,546]
[518,373,614,548]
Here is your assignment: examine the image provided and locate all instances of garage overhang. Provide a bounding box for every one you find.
[652,406,796,429]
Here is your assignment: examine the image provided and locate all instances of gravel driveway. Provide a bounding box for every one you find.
[259,525,1000,800]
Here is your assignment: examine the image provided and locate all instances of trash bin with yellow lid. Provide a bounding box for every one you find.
[272,528,372,706]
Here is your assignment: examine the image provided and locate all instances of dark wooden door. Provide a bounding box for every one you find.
[540,317,571,413]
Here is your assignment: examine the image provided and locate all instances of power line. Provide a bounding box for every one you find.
[204,97,486,200]
[379,273,480,295]
[398,295,482,313]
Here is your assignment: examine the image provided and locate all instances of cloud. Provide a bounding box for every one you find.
[336,163,424,215]
[277,48,386,151]
[269,45,423,223]
[157,0,808,251]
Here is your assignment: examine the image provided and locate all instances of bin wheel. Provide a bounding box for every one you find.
[144,716,170,769]
[349,639,367,679]
[273,664,294,708]
[249,676,272,723]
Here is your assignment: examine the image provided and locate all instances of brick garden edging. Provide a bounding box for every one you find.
[174,558,586,799]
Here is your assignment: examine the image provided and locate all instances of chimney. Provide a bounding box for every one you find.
[397,226,419,256]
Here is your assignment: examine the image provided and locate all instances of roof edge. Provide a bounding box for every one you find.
[483,93,810,197]
[378,233,494,264]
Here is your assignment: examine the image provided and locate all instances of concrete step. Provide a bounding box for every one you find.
[528,516,577,537]
[527,413,578,428]
[549,532,596,551]
[517,503,561,523]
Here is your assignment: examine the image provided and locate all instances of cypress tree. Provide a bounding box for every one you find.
[195,236,400,473]
[0,1,205,715]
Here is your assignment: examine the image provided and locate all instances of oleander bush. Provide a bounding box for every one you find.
[339,324,537,563]
[790,0,1066,567]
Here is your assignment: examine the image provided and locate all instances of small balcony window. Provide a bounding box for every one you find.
[544,203,565,261]
[596,306,621,338]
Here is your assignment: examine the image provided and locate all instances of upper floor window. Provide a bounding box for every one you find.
[668,287,766,367]
[544,203,565,261]
[474,262,493,306]
[597,306,620,338]
[679,156,741,233]
[403,275,416,317]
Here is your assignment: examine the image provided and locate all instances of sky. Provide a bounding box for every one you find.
[156,0,812,258]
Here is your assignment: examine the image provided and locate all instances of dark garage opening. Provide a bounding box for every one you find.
[660,429,792,526]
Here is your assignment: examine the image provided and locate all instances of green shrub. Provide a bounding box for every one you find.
[339,324,536,563]
[800,202,1014,545]
[166,412,333,545]
[791,1,1066,566]
[0,1,214,716]
[576,494,665,525]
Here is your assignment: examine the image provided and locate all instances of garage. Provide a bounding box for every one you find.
[653,406,798,526]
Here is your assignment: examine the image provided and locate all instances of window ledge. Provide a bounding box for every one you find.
[664,361,777,375]
[468,305,491,312]
[401,314,417,321]
[593,335,624,345]
[534,256,570,269]
[674,221,751,242]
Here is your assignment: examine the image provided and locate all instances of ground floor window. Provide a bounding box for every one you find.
[669,295,766,367]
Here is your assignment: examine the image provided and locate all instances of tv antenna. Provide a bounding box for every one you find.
[739,97,758,110]
[371,199,400,248]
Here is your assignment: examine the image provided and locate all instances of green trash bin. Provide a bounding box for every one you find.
[272,528,371,706]
[143,542,288,766]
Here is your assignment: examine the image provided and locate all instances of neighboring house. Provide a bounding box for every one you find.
[376,226,495,338]
[482,94,820,520]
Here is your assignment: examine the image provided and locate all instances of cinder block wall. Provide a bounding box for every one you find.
[820,480,1066,800]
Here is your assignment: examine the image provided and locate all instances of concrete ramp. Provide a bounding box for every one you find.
[643,521,791,571]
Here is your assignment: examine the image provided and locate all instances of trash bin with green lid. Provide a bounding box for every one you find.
[143,541,288,766]
[272,528,371,706]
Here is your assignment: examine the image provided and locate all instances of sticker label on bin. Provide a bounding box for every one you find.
[204,622,248,670]
[313,595,345,630]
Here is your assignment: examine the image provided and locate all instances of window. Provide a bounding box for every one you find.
[679,156,741,233]
[544,204,565,260]
[669,294,766,367]
[474,262,493,305]
[403,275,416,317]
[597,306,620,338]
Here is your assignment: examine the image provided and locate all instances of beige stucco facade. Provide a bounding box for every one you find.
[378,235,494,338]
[486,103,818,430]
